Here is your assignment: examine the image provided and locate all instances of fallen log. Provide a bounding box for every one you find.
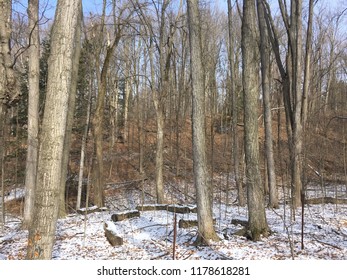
[231,218,249,227]
[179,219,198,228]
[77,206,108,215]
[136,204,168,211]
[178,218,216,228]
[104,222,123,246]
[305,197,347,205]
[136,204,197,214]
[166,204,197,214]
[111,210,140,222]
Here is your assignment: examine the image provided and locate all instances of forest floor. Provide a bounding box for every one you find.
[1,180,347,260]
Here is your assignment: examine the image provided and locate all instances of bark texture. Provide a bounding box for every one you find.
[23,0,40,227]
[187,0,219,244]
[241,0,269,241]
[26,0,82,259]
[256,0,278,208]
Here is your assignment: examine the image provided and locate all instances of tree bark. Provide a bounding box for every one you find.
[26,0,82,259]
[23,0,40,228]
[76,79,92,210]
[91,0,123,207]
[58,40,80,217]
[187,0,219,244]
[0,0,20,228]
[257,0,278,208]
[242,0,269,241]
[227,0,245,207]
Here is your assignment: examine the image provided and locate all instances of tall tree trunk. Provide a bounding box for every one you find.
[149,37,166,204]
[26,0,82,259]
[58,47,80,217]
[264,0,308,208]
[302,0,314,127]
[76,77,93,210]
[187,0,219,244]
[290,0,304,208]
[242,0,269,241]
[227,0,244,207]
[23,0,40,227]
[257,0,278,208]
[91,0,122,207]
[0,0,20,228]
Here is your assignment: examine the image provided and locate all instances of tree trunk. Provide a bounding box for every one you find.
[187,0,219,244]
[23,0,40,227]
[148,37,166,204]
[76,77,93,210]
[241,0,269,241]
[290,0,304,208]
[58,47,80,217]
[227,0,244,207]
[91,0,122,207]
[26,0,82,259]
[0,106,4,228]
[256,0,278,208]
[0,0,20,229]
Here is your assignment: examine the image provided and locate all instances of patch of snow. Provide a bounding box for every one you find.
[1,183,347,260]
[3,187,25,202]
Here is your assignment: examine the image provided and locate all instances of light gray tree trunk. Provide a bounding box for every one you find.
[242,0,269,241]
[58,42,80,217]
[227,0,245,207]
[26,0,82,259]
[76,75,93,210]
[23,0,40,228]
[187,0,219,244]
[256,0,278,208]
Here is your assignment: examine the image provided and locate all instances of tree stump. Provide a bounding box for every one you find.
[111,210,140,222]
[104,222,123,246]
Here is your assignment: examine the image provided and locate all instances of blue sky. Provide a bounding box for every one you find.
[13,0,346,27]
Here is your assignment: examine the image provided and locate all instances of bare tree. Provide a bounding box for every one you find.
[228,0,245,207]
[23,0,40,227]
[256,0,278,208]
[91,0,129,207]
[26,0,82,259]
[263,0,316,207]
[0,0,21,228]
[187,0,219,244]
[242,0,269,241]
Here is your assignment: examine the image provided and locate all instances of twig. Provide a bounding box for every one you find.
[150,252,170,260]
[310,235,342,250]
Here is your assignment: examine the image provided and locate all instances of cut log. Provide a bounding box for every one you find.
[305,197,347,205]
[77,206,108,215]
[136,204,168,211]
[178,218,216,228]
[111,210,140,222]
[136,204,197,214]
[179,219,198,228]
[104,222,123,246]
[167,204,197,214]
[231,218,249,227]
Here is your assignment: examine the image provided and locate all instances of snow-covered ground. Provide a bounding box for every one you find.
[1,183,346,260]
